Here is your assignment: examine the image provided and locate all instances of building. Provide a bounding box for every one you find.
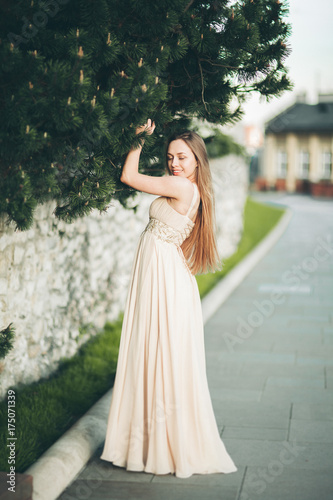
[258,93,333,196]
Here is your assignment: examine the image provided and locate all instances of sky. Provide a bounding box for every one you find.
[239,0,333,129]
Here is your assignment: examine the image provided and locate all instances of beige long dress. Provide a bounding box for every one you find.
[100,182,237,478]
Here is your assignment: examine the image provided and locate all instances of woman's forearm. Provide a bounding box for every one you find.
[120,119,155,185]
[120,143,143,184]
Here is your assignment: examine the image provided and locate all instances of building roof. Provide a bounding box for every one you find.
[265,101,333,135]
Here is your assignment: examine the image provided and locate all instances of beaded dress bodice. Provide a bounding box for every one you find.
[141,183,198,247]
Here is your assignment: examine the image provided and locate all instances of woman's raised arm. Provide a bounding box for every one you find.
[120,119,192,200]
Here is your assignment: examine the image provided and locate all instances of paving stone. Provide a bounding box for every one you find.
[207,336,272,352]
[265,376,324,388]
[292,403,333,421]
[240,364,324,378]
[287,296,333,306]
[218,352,296,365]
[269,325,324,335]
[207,375,266,391]
[287,319,332,328]
[208,388,262,402]
[260,387,333,404]
[240,467,333,500]
[205,355,244,374]
[58,479,240,500]
[289,419,333,443]
[224,437,333,470]
[271,333,322,345]
[325,366,333,377]
[221,426,287,441]
[294,345,333,356]
[326,376,333,389]
[289,314,332,324]
[296,356,333,366]
[211,401,291,430]
[323,335,333,345]
[220,338,275,351]
[223,438,309,468]
[301,306,333,315]
[271,343,321,352]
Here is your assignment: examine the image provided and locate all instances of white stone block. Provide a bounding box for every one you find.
[51,273,63,292]
[32,296,45,317]
[24,241,36,259]
[14,229,30,244]
[47,236,59,251]
[76,221,88,234]
[0,278,8,296]
[37,220,51,236]
[0,252,10,278]
[8,271,20,292]
[28,343,41,359]
[13,246,25,265]
[0,233,12,252]
[0,296,8,314]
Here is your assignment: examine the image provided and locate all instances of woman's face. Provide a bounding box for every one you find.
[167,139,197,182]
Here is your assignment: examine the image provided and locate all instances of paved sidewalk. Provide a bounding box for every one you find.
[58,193,333,500]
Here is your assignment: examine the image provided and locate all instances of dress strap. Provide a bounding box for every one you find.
[185,183,198,218]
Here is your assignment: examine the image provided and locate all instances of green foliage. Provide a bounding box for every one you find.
[0,0,292,229]
[0,323,15,360]
[205,128,246,158]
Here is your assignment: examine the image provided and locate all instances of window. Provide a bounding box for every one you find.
[321,152,332,179]
[277,151,287,178]
[298,151,310,179]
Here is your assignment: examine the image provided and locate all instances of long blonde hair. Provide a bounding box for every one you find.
[166,131,222,275]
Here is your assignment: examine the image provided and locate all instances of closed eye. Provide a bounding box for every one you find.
[167,155,186,161]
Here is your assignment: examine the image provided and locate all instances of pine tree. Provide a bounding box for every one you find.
[0,0,292,230]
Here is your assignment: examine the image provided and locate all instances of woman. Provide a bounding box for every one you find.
[100,119,237,478]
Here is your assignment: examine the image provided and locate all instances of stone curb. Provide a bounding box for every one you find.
[24,204,293,500]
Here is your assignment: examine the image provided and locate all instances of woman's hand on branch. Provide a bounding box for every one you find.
[129,119,155,152]
[136,118,156,137]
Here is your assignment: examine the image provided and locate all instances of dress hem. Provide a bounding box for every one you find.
[99,454,238,478]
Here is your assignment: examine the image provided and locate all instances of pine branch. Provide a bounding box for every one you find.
[197,58,208,112]
[0,323,15,360]
[184,0,195,13]
[199,58,241,70]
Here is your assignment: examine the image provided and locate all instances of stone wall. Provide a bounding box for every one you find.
[0,154,248,399]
